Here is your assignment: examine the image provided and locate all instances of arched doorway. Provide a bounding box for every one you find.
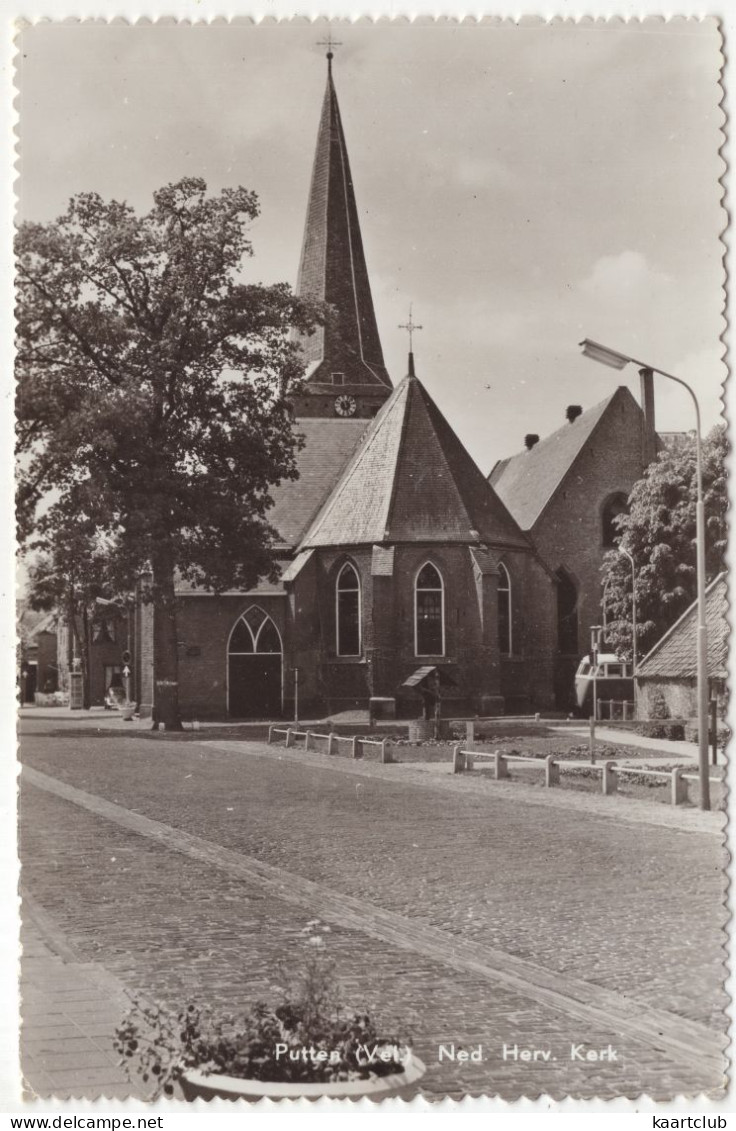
[228,607,282,719]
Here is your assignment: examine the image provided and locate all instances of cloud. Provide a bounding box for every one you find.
[579,250,672,305]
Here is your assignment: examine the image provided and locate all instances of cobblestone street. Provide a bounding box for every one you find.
[18,720,728,1102]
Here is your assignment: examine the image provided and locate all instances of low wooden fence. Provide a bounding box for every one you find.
[451,746,718,806]
[268,726,391,763]
[596,699,635,721]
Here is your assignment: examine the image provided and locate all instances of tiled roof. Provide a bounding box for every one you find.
[175,568,288,597]
[293,66,391,390]
[636,574,728,679]
[489,391,622,530]
[268,418,369,548]
[300,374,530,550]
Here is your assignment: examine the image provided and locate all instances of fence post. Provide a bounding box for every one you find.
[327,733,336,756]
[589,716,596,764]
[671,766,688,806]
[545,754,560,787]
[352,736,360,760]
[465,720,475,747]
[285,728,293,749]
[710,696,718,765]
[452,744,465,773]
[494,750,509,780]
[305,731,311,752]
[381,739,389,764]
[267,725,274,744]
[601,760,618,796]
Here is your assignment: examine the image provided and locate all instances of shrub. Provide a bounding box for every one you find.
[114,927,410,1098]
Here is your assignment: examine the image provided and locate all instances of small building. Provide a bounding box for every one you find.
[635,573,728,720]
[18,605,58,702]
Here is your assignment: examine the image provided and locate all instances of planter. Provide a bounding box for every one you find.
[121,702,136,721]
[179,1052,426,1102]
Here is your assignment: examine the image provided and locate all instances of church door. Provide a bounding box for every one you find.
[228,607,283,719]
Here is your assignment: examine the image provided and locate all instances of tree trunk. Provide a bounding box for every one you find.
[151,544,183,731]
[80,605,91,710]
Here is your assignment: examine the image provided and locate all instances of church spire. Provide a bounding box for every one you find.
[292,51,392,417]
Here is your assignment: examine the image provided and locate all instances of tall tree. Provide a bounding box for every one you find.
[601,423,727,661]
[17,178,321,728]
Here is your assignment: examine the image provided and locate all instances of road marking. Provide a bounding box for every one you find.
[23,765,726,1082]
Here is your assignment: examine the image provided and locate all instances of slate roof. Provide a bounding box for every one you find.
[293,63,391,390]
[300,374,530,550]
[268,418,370,548]
[636,574,728,680]
[489,390,624,530]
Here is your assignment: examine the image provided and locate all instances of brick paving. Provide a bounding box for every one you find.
[18,727,728,1102]
[19,899,151,1101]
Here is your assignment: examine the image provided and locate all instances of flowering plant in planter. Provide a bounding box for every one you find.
[114,923,416,1100]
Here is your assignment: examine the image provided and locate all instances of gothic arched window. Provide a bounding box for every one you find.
[336,563,361,656]
[415,563,445,656]
[602,493,629,548]
[498,563,512,656]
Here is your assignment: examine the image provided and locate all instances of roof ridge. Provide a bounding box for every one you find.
[636,571,727,672]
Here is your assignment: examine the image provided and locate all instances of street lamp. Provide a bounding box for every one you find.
[618,546,637,674]
[580,338,710,811]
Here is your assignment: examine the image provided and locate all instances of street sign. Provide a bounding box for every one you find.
[123,665,131,678]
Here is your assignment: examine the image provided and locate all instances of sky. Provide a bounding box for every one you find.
[16,19,726,473]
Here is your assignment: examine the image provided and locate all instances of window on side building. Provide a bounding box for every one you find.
[498,563,512,655]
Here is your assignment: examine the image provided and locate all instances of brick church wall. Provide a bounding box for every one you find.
[530,393,651,662]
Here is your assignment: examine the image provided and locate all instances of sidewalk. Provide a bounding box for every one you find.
[20,898,150,1101]
[549,725,703,761]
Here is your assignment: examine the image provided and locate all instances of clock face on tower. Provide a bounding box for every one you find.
[334,394,357,418]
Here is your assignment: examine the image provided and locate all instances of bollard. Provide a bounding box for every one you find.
[285,728,293,749]
[494,750,509,780]
[671,766,688,806]
[352,736,360,760]
[452,744,465,773]
[601,760,618,796]
[267,725,274,744]
[327,733,336,756]
[381,739,389,764]
[534,712,540,723]
[305,731,312,752]
[545,754,560,787]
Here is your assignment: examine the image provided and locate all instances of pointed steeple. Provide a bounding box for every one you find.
[292,56,392,417]
[299,372,532,550]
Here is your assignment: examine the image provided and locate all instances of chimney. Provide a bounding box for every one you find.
[566,405,583,424]
[524,433,540,450]
[639,367,657,465]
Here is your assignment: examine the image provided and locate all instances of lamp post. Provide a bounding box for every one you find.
[580,338,710,810]
[618,546,637,675]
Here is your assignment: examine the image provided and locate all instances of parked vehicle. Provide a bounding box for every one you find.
[574,652,634,715]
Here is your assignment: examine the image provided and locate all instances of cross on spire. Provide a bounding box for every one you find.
[399,305,422,377]
[399,304,423,352]
[317,29,343,70]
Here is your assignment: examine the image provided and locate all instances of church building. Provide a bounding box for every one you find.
[136,54,562,721]
[129,52,675,723]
